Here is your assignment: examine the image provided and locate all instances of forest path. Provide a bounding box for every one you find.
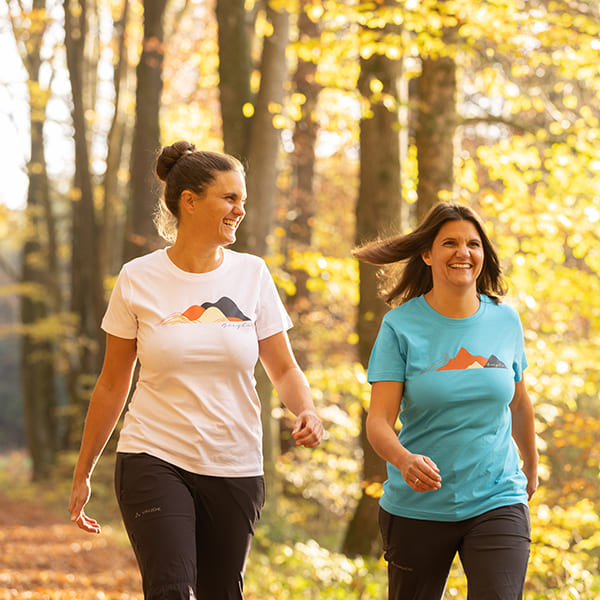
[0,491,266,599]
[0,490,143,599]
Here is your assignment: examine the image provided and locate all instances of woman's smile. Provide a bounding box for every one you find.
[422,220,484,291]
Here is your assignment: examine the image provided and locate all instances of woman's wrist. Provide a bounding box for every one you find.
[522,453,539,469]
[296,408,319,419]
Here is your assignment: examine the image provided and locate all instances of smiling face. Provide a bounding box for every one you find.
[421,219,484,294]
[185,169,247,247]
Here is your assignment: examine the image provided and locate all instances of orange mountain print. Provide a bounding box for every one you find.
[162,297,251,325]
[182,305,206,321]
[437,347,507,371]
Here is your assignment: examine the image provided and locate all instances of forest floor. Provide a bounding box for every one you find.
[0,489,270,600]
[0,489,144,600]
[0,450,371,600]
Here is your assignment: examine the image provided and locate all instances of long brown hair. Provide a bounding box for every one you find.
[352,202,507,306]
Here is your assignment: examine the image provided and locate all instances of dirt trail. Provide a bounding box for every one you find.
[0,492,142,599]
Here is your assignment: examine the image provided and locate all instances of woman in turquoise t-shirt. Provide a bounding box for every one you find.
[353,202,538,600]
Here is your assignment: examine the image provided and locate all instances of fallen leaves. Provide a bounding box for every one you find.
[0,493,142,600]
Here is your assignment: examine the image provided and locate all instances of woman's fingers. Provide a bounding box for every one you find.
[406,455,442,492]
[72,510,101,534]
[292,412,324,447]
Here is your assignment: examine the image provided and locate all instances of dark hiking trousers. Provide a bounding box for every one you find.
[115,452,265,600]
[379,503,531,599]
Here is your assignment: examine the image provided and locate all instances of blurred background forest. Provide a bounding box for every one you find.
[0,0,599,598]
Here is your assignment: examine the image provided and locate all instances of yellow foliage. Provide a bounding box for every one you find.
[364,481,384,499]
[457,157,479,193]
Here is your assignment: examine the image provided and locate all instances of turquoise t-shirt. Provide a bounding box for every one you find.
[367,294,529,521]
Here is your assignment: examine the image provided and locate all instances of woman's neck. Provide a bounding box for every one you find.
[424,287,480,319]
[167,241,223,273]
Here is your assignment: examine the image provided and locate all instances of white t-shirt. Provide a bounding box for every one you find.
[102,248,292,477]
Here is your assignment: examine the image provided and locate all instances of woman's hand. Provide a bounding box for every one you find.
[367,381,441,494]
[67,334,137,534]
[522,460,539,500]
[292,410,324,448]
[69,477,101,534]
[259,331,323,449]
[398,452,442,493]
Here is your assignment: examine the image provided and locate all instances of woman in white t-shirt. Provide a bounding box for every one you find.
[68,140,323,600]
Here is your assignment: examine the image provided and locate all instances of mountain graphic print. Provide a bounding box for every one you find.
[161,297,251,325]
[436,347,507,371]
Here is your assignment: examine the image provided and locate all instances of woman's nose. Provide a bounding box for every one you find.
[455,243,469,256]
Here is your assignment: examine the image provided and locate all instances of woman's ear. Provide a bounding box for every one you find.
[180,190,195,214]
[421,251,431,266]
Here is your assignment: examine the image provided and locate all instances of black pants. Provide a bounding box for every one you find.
[115,452,265,600]
[379,504,531,600]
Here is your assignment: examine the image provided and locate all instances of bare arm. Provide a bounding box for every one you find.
[258,331,323,448]
[510,378,538,499]
[68,334,138,533]
[366,381,441,493]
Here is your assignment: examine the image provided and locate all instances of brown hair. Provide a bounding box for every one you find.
[154,141,245,241]
[352,201,506,306]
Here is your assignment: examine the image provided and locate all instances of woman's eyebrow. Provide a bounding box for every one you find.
[440,236,481,243]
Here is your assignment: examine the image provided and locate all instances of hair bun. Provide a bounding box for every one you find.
[156,140,197,181]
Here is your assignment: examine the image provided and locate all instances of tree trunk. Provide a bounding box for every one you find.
[215,0,289,257]
[64,0,106,435]
[216,0,252,159]
[11,1,59,479]
[21,121,58,481]
[278,1,322,454]
[251,2,290,499]
[342,26,403,558]
[123,0,168,263]
[234,2,289,256]
[100,0,131,279]
[415,49,457,220]
[285,2,321,371]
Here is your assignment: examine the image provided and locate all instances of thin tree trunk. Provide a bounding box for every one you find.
[100,0,131,279]
[216,0,252,159]
[235,2,289,256]
[415,43,457,219]
[64,0,106,428]
[285,2,321,371]
[123,0,168,263]
[278,1,322,454]
[342,22,403,557]
[11,1,59,479]
[21,120,58,481]
[251,2,290,499]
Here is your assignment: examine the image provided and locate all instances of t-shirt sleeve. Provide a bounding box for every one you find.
[367,317,406,383]
[512,313,528,382]
[255,261,293,340]
[101,267,138,339]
